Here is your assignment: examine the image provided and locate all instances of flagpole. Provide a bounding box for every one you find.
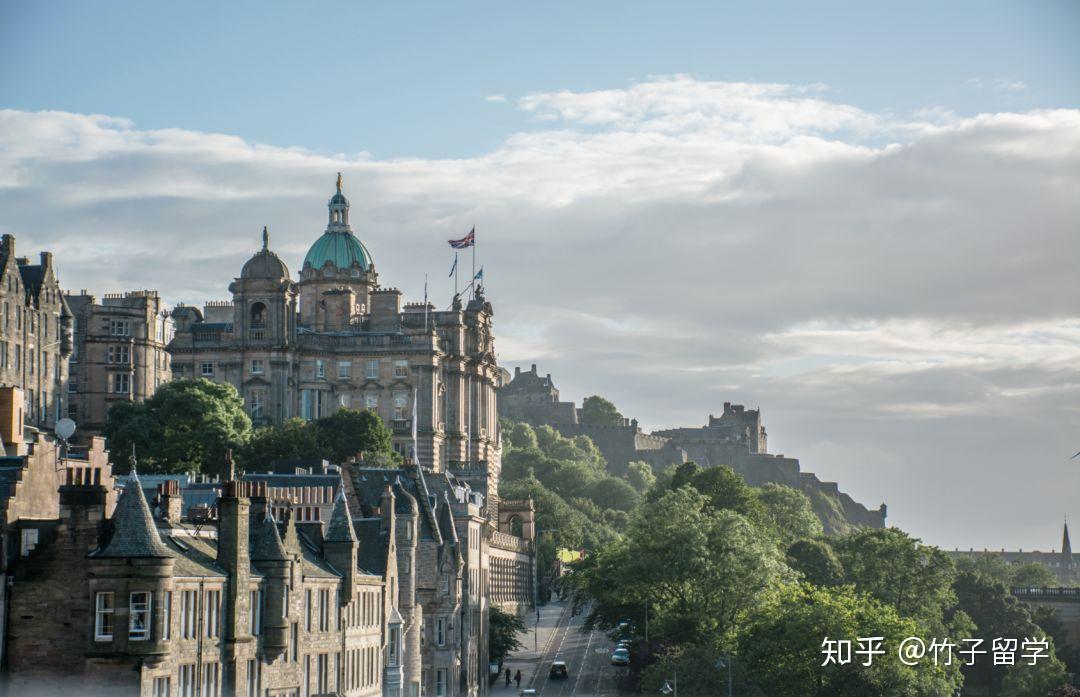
[454,251,459,298]
[471,226,476,299]
[423,274,429,332]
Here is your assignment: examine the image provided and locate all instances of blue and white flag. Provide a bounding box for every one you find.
[448,255,458,277]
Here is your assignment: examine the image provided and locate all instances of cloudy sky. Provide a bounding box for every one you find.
[1,1,1078,551]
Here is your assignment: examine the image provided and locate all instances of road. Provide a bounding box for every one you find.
[531,605,626,696]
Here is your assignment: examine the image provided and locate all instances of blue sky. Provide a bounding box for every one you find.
[1,2,1079,551]
[3,1,1077,158]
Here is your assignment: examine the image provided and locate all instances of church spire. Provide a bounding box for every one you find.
[1064,517,1072,557]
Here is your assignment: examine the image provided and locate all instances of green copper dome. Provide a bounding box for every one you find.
[303,230,373,271]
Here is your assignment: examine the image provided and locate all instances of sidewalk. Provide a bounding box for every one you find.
[493,600,569,692]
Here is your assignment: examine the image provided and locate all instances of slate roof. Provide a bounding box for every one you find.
[249,509,288,561]
[354,518,389,576]
[325,488,357,543]
[97,475,174,558]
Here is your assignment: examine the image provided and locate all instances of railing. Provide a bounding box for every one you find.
[1011,587,1080,601]
[296,332,417,350]
[490,530,531,553]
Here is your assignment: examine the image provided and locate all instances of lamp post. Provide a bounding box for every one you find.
[715,656,733,697]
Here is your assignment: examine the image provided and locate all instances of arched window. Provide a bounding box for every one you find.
[250,302,267,327]
[508,515,523,538]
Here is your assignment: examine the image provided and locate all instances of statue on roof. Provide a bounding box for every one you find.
[336,171,343,193]
[262,225,269,251]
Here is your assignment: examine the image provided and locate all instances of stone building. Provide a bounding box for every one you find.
[168,177,501,484]
[0,234,73,433]
[345,463,535,697]
[3,456,405,697]
[65,289,174,437]
[948,521,1080,586]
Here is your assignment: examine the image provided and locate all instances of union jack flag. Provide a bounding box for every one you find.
[448,227,475,249]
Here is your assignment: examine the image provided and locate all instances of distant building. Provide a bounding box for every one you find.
[0,234,73,433]
[65,289,174,437]
[499,363,887,533]
[949,522,1080,585]
[168,177,501,484]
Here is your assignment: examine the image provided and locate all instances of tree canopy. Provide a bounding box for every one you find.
[580,395,624,426]
[104,378,251,474]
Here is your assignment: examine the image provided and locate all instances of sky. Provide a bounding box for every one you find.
[1,1,1078,551]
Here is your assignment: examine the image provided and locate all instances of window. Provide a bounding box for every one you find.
[319,588,331,631]
[13,345,19,371]
[251,359,263,374]
[162,591,172,641]
[436,669,447,697]
[178,665,196,697]
[436,617,446,647]
[113,372,130,394]
[315,359,325,379]
[205,589,221,638]
[393,392,408,420]
[304,656,311,697]
[317,654,329,694]
[250,390,264,419]
[94,591,114,641]
[441,574,450,595]
[129,591,152,640]
[107,345,130,364]
[109,319,131,336]
[338,361,351,379]
[249,589,262,635]
[181,589,197,639]
[200,362,214,376]
[365,393,378,410]
[20,528,38,557]
[291,622,299,663]
[388,625,399,666]
[394,360,409,379]
[153,677,170,697]
[202,663,220,697]
[365,359,379,379]
[247,659,261,697]
[305,588,313,631]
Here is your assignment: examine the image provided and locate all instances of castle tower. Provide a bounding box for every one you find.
[298,174,378,329]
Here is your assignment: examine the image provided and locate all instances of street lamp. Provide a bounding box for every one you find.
[714,656,733,697]
[660,670,677,696]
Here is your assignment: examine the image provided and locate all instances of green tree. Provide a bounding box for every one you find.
[759,483,823,544]
[736,584,963,697]
[314,408,393,462]
[687,465,763,521]
[580,395,624,426]
[833,528,956,627]
[951,570,1069,695]
[505,422,538,451]
[626,461,656,494]
[787,539,845,587]
[1010,562,1059,588]
[586,476,639,512]
[488,606,526,665]
[569,487,790,646]
[104,378,251,475]
[242,417,321,467]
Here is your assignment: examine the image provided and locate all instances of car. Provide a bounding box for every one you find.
[611,648,631,666]
[520,690,538,697]
[616,640,632,651]
[549,660,569,679]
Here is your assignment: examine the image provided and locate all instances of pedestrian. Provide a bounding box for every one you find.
[514,670,522,688]
[505,667,511,686]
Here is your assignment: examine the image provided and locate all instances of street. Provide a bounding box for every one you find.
[496,601,625,696]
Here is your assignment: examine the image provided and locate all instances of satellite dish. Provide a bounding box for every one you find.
[55,418,76,441]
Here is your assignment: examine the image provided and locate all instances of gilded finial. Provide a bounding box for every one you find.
[336,171,343,193]
[262,225,269,251]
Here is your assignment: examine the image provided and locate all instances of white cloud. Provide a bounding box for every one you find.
[0,75,1077,551]
[484,94,507,103]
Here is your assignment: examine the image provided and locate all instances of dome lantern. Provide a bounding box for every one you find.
[302,174,373,272]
